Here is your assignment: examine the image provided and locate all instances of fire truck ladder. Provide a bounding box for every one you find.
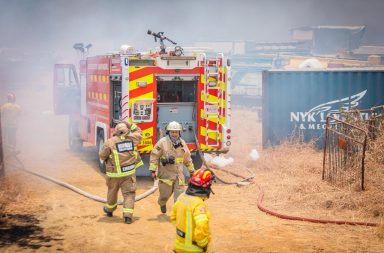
[203,53,224,147]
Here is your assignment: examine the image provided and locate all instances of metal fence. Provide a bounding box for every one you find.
[322,116,368,190]
[329,106,384,143]
[368,106,384,141]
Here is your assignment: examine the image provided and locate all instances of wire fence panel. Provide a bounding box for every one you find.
[323,116,368,190]
[368,106,384,141]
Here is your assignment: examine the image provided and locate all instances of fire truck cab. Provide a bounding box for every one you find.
[53,42,231,176]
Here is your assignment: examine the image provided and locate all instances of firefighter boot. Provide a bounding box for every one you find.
[103,206,113,217]
[160,205,167,214]
[125,217,132,224]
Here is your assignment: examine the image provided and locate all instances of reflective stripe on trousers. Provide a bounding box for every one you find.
[123,208,134,214]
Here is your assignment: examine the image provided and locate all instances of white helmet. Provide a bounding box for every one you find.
[166,121,182,131]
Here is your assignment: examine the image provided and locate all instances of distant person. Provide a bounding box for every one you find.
[1,93,21,149]
[98,121,143,224]
[171,168,215,253]
[149,121,195,214]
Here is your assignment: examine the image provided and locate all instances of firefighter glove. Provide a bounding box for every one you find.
[160,155,175,166]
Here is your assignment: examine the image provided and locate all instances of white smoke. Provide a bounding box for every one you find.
[249,149,260,161]
[204,153,234,168]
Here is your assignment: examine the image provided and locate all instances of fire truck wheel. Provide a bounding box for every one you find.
[97,133,106,174]
[69,121,83,152]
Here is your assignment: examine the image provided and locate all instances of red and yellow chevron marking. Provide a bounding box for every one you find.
[137,126,154,152]
[199,145,217,152]
[128,66,156,153]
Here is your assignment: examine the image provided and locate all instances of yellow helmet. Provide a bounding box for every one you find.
[166,121,182,131]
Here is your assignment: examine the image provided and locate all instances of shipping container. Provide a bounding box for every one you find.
[262,69,384,147]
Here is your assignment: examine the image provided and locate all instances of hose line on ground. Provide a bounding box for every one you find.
[193,132,379,227]
[193,132,255,185]
[256,184,379,227]
[5,153,158,204]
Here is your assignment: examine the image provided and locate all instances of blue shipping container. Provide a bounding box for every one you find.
[262,69,384,147]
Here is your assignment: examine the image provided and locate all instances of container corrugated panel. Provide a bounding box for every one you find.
[262,69,384,147]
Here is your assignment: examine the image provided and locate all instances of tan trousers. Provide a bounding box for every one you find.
[158,179,184,206]
[2,127,17,148]
[105,175,136,218]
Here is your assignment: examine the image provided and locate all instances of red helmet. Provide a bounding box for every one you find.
[189,168,215,188]
[7,93,16,103]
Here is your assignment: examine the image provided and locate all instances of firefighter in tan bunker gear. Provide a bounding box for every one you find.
[171,168,215,253]
[149,121,195,214]
[1,93,21,149]
[98,121,143,224]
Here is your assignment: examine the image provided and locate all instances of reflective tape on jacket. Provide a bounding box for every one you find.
[175,240,204,253]
[179,178,187,186]
[195,237,208,248]
[159,178,174,186]
[107,154,143,178]
[149,162,157,171]
[194,214,208,223]
[174,209,204,253]
[130,124,137,131]
[187,163,195,172]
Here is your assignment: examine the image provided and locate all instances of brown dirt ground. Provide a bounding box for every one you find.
[1,87,383,252]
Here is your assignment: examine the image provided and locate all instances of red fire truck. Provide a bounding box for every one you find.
[53,33,231,175]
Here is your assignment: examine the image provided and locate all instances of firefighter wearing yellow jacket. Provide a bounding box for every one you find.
[171,168,215,253]
[99,121,143,224]
[1,93,21,149]
[149,121,194,214]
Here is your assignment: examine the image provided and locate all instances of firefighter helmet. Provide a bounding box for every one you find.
[114,122,129,136]
[166,121,182,131]
[186,168,215,198]
[189,168,215,188]
[7,93,16,103]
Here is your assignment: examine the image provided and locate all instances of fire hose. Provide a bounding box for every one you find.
[193,132,379,227]
[256,185,379,227]
[193,132,255,185]
[5,151,158,204]
[5,143,379,227]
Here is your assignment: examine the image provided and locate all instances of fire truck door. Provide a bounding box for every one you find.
[53,64,80,115]
[156,76,198,143]
[157,103,196,143]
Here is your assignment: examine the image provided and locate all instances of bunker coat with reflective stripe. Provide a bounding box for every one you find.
[149,136,194,186]
[171,193,210,253]
[99,124,143,177]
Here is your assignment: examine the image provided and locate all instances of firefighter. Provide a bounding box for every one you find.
[171,168,215,253]
[99,121,143,224]
[149,121,195,214]
[0,93,21,149]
